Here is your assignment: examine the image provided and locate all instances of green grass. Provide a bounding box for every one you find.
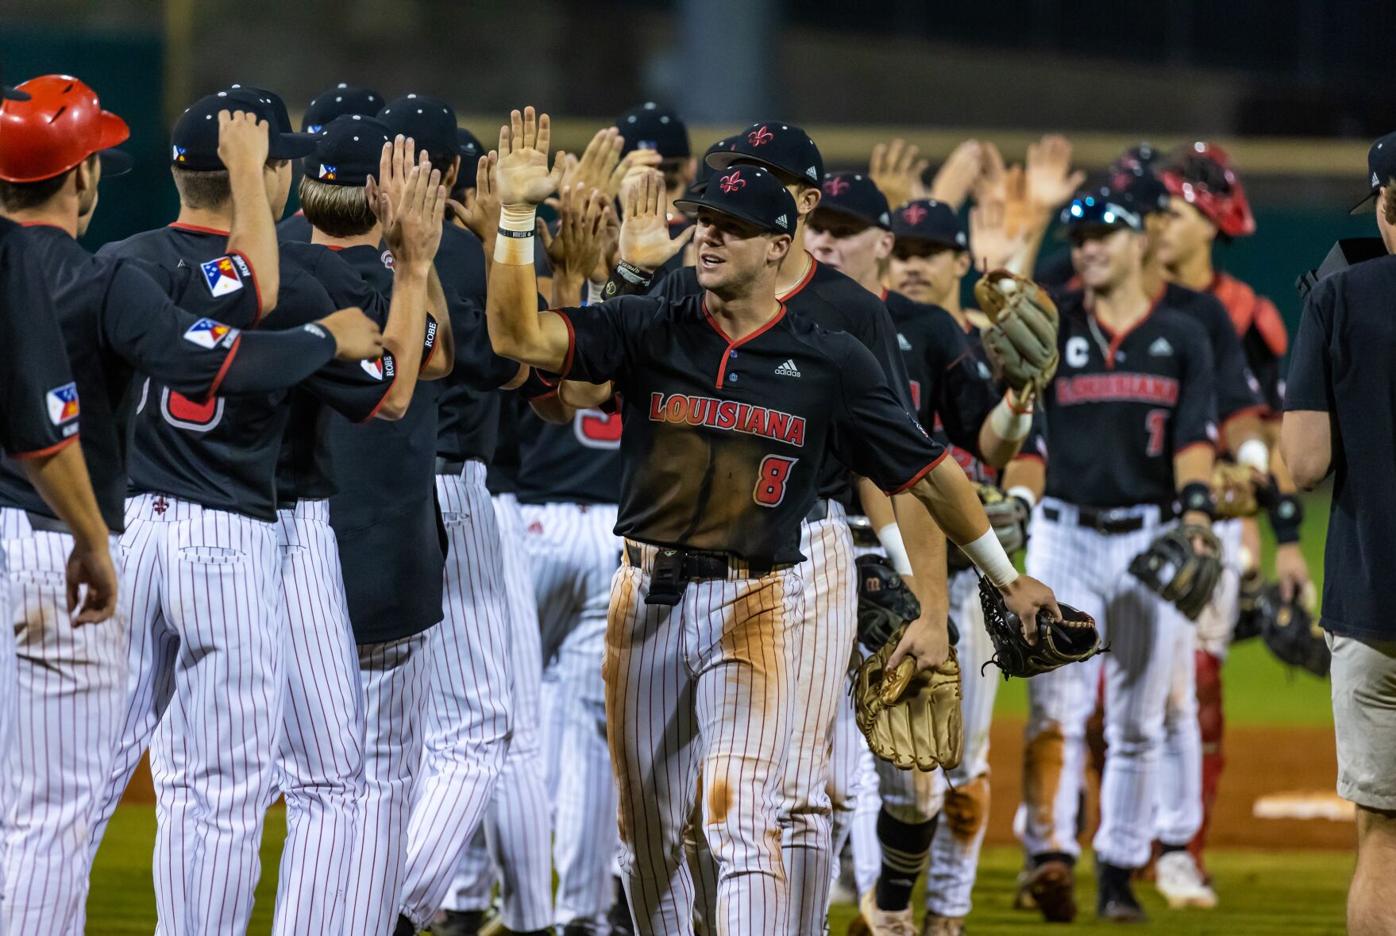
[996,490,1335,727]
[87,813,1348,934]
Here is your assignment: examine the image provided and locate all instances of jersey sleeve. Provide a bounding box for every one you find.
[1172,323,1218,454]
[856,297,917,412]
[1198,293,1265,426]
[296,354,397,422]
[927,316,998,457]
[555,296,652,384]
[446,296,522,391]
[830,337,947,494]
[0,233,79,458]
[1284,282,1334,412]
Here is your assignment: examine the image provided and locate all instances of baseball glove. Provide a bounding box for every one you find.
[977,576,1104,678]
[1128,524,1223,620]
[856,554,921,653]
[974,270,1060,402]
[950,485,1030,571]
[1232,570,1267,642]
[1211,463,1260,518]
[1259,585,1329,678]
[854,626,963,772]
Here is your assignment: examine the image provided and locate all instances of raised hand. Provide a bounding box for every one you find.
[560,127,624,196]
[870,138,932,211]
[393,156,446,266]
[496,106,565,208]
[610,148,664,201]
[544,184,612,281]
[618,168,695,272]
[1025,134,1086,214]
[926,139,984,212]
[216,109,270,175]
[969,197,1030,274]
[448,151,500,243]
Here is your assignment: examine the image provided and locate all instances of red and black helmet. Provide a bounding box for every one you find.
[0,74,129,183]
[1159,141,1256,238]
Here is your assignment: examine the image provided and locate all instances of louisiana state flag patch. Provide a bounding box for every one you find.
[183,318,240,350]
[200,254,252,298]
[46,382,80,425]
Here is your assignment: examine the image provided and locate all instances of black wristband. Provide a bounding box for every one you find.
[1178,481,1216,520]
[1268,493,1304,544]
[602,260,655,299]
[497,226,535,239]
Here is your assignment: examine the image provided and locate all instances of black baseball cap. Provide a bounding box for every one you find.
[615,102,690,159]
[688,134,739,197]
[673,164,797,236]
[707,121,823,186]
[454,127,484,190]
[170,89,316,170]
[224,85,303,138]
[301,114,391,187]
[1059,186,1144,234]
[813,172,891,230]
[378,94,465,164]
[303,83,384,134]
[1350,130,1396,215]
[891,199,968,251]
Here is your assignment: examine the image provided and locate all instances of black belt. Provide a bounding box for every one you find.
[435,457,467,476]
[625,542,782,605]
[24,511,71,535]
[1042,502,1172,535]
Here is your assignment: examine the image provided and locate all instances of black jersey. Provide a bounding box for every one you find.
[513,402,624,506]
[485,394,522,496]
[655,256,915,509]
[327,245,444,643]
[1208,273,1288,417]
[1038,290,1217,508]
[1163,282,1263,429]
[1286,255,1396,639]
[558,293,945,564]
[277,210,311,244]
[0,219,79,462]
[98,224,391,521]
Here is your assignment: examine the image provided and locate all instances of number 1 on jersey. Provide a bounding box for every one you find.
[1145,408,1169,457]
[753,454,798,507]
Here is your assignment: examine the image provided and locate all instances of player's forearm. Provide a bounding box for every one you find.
[892,491,950,626]
[1280,411,1331,491]
[528,392,574,424]
[1001,456,1045,505]
[908,458,992,548]
[978,391,1032,469]
[486,254,569,372]
[20,442,109,551]
[421,266,454,380]
[1174,442,1217,526]
[224,163,279,313]
[375,263,429,417]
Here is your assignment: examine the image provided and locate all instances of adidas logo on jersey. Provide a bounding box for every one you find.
[897,333,913,351]
[1149,337,1174,357]
[774,359,802,377]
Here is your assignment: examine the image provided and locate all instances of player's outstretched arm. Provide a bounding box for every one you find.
[486,106,572,373]
[219,110,280,315]
[18,442,116,624]
[420,266,455,380]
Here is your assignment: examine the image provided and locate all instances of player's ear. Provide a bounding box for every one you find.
[874,230,895,262]
[796,184,821,217]
[769,232,793,265]
[442,156,461,192]
[953,249,972,278]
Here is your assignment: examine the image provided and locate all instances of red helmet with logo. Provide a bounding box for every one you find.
[1159,141,1256,238]
[0,74,129,183]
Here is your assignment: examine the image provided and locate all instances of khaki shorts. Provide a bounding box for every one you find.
[1329,632,1396,810]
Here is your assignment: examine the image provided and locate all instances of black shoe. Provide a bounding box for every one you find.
[561,925,601,936]
[430,910,488,936]
[607,875,635,935]
[1097,862,1149,923]
[394,914,419,936]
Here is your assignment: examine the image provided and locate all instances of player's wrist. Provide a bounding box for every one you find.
[495,205,536,266]
[961,528,1018,588]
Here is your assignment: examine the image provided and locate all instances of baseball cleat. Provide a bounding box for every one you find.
[1096,862,1149,923]
[850,889,917,936]
[1154,850,1219,909]
[920,914,966,935]
[1012,868,1039,911]
[428,909,488,936]
[1026,859,1077,922]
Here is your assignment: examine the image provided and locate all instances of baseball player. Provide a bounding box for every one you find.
[615,102,694,278]
[1006,187,1219,924]
[485,105,1059,935]
[642,122,948,932]
[71,86,394,935]
[1155,142,1308,877]
[277,82,385,245]
[805,177,1032,934]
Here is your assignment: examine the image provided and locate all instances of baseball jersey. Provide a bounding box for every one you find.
[278,210,312,244]
[1285,254,1396,638]
[98,224,393,521]
[327,244,446,643]
[0,218,79,462]
[556,293,947,565]
[1208,273,1288,416]
[484,393,522,496]
[654,256,916,509]
[513,401,624,506]
[1037,290,1217,508]
[1163,281,1264,428]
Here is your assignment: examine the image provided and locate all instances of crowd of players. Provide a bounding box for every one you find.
[0,68,1332,936]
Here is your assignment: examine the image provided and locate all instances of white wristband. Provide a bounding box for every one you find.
[1236,438,1269,474]
[988,395,1033,442]
[876,523,914,576]
[494,205,537,265]
[1006,485,1037,509]
[960,528,1019,588]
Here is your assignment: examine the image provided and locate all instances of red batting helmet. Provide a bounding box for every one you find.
[0,75,130,183]
[1159,141,1256,238]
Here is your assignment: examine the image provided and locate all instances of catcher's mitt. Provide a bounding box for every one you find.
[854,626,962,772]
[1232,570,1267,642]
[977,576,1104,678]
[1211,463,1260,518]
[1259,586,1329,678]
[856,554,921,653]
[1128,524,1223,620]
[950,485,1029,571]
[974,270,1060,402]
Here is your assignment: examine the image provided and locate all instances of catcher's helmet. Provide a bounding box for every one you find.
[1159,141,1256,238]
[0,74,130,183]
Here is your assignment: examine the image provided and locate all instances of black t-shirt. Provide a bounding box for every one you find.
[1164,282,1264,428]
[0,219,80,462]
[1285,254,1396,639]
[328,245,444,643]
[1038,290,1217,508]
[514,402,624,506]
[99,225,391,520]
[654,256,915,509]
[558,293,945,564]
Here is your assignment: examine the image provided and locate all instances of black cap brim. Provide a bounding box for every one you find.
[705,150,799,182]
[1056,220,1137,241]
[99,149,134,178]
[270,132,318,161]
[895,232,965,251]
[1350,189,1379,216]
[1,86,28,101]
[672,194,787,236]
[815,203,888,231]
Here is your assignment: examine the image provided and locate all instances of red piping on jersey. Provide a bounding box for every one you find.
[9,433,79,461]
[18,220,69,234]
[168,222,230,236]
[889,449,949,495]
[878,287,889,302]
[205,334,242,399]
[227,249,264,325]
[702,299,788,388]
[1012,452,1045,466]
[1091,295,1162,370]
[554,309,578,379]
[776,253,818,302]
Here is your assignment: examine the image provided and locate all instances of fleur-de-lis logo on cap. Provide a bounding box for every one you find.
[747,125,774,147]
[822,176,849,196]
[719,170,746,194]
[901,203,928,225]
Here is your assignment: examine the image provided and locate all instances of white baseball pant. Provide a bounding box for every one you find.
[608,542,802,935]
[1018,499,1187,870]
[396,462,513,928]
[0,512,124,933]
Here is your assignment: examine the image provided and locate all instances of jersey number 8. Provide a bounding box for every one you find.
[753,454,798,508]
